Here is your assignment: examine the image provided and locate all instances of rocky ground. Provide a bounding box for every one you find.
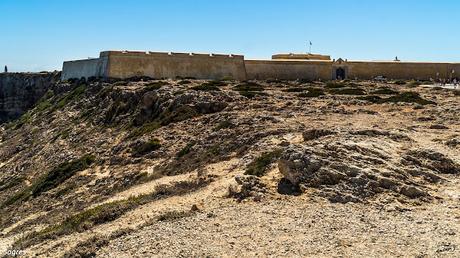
[0,78,459,257]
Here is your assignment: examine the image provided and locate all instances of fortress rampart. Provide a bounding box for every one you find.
[245,59,332,80]
[344,61,460,80]
[62,51,246,81]
[62,50,460,81]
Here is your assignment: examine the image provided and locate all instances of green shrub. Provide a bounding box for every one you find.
[13,112,32,129]
[192,80,227,91]
[62,200,137,233]
[128,122,161,138]
[145,81,169,91]
[245,149,283,177]
[191,84,221,91]
[157,210,194,222]
[178,80,192,85]
[59,129,71,140]
[177,142,195,158]
[233,82,266,98]
[35,100,53,112]
[158,105,199,126]
[133,139,161,156]
[393,80,407,85]
[12,177,212,249]
[128,106,199,138]
[208,144,221,156]
[358,92,435,105]
[30,155,95,198]
[328,87,366,95]
[325,82,347,88]
[214,120,235,131]
[234,82,264,92]
[54,84,87,110]
[385,92,435,105]
[1,155,95,207]
[0,177,24,191]
[34,90,55,113]
[371,87,399,95]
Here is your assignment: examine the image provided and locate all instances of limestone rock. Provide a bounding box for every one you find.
[302,129,335,141]
[0,72,59,123]
[229,175,266,202]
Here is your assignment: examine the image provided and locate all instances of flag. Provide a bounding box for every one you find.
[310,41,312,46]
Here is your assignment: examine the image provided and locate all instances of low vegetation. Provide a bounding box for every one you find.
[12,111,32,129]
[234,82,264,92]
[393,80,407,85]
[63,235,110,258]
[1,155,95,208]
[54,84,87,110]
[132,139,161,156]
[191,80,227,91]
[176,142,195,158]
[144,81,169,91]
[298,88,325,98]
[128,122,161,138]
[158,105,199,126]
[234,82,266,98]
[245,150,283,177]
[12,177,212,249]
[157,210,195,222]
[371,87,399,95]
[328,87,366,95]
[178,80,192,85]
[325,81,347,89]
[129,105,199,138]
[359,91,436,105]
[0,177,24,192]
[214,119,235,131]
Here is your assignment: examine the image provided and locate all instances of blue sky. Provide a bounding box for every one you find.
[1,0,459,72]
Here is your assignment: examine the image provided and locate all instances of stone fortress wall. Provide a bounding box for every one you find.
[61,55,109,80]
[345,61,460,80]
[62,51,246,81]
[245,59,332,81]
[62,50,460,82]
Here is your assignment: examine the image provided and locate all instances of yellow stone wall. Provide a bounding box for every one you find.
[104,51,247,80]
[245,60,332,80]
[345,61,460,80]
[62,50,460,81]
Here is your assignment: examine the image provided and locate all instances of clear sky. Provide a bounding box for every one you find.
[1,0,459,72]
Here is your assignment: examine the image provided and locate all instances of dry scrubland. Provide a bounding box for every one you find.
[0,78,459,257]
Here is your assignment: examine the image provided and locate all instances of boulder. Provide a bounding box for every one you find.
[277,146,322,185]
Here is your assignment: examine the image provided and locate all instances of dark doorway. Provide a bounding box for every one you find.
[336,68,346,80]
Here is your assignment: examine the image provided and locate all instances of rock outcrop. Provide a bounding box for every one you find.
[0,72,60,123]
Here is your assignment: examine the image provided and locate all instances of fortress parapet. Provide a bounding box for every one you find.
[272,53,331,61]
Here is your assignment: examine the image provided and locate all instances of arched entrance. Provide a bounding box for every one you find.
[336,68,346,80]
